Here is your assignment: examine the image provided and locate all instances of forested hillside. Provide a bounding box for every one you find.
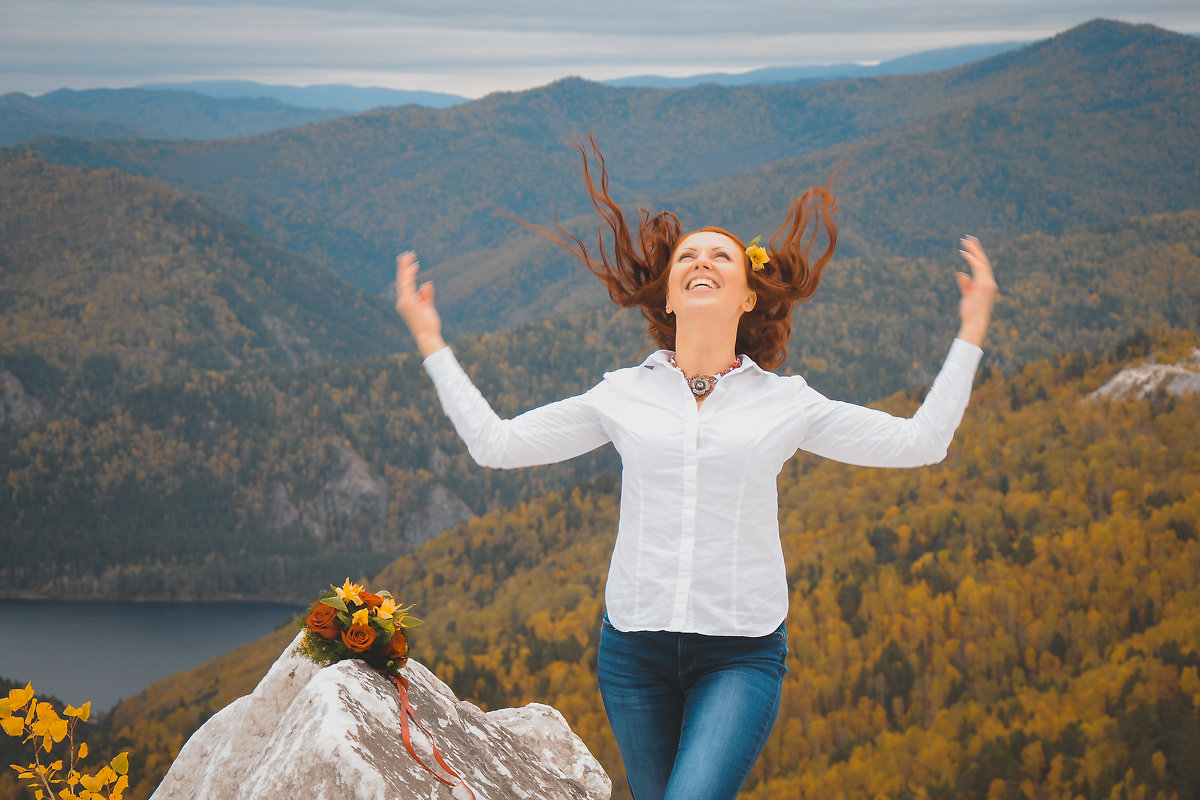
[17,19,1199,333]
[0,303,639,600]
[0,150,410,395]
[2,137,1198,598]
[69,330,1200,800]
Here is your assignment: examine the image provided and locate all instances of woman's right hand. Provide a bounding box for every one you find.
[395,251,447,358]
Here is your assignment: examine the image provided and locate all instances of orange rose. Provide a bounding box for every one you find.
[342,622,376,653]
[386,630,409,661]
[359,591,383,610]
[306,602,341,640]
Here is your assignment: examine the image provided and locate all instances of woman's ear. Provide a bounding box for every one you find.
[743,292,757,312]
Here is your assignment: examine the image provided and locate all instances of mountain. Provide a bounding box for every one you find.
[16,20,1200,338]
[0,153,642,598]
[2,141,1198,600]
[75,330,1200,800]
[603,41,1029,88]
[0,151,410,398]
[428,19,1200,335]
[137,80,468,111]
[0,88,350,145]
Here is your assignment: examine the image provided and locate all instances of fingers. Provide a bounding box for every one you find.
[393,251,422,314]
[395,251,419,302]
[957,235,996,286]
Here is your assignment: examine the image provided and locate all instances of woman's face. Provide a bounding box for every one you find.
[667,231,756,320]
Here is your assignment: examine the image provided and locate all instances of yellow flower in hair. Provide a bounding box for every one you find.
[746,235,769,271]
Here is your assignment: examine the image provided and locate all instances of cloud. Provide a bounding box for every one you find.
[2,0,1199,96]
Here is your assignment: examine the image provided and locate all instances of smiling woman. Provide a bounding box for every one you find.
[394,136,996,800]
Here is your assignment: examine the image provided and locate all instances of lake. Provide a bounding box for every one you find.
[0,599,303,711]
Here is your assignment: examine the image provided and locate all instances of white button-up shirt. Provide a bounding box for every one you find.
[424,339,982,637]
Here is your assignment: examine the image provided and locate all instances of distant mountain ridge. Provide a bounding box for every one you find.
[136,80,468,111]
[603,41,1030,88]
[18,19,1199,334]
[0,88,350,145]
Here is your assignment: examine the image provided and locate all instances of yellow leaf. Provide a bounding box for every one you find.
[80,774,102,792]
[64,702,91,722]
[7,684,34,711]
[50,759,63,770]
[114,774,129,795]
[49,717,69,743]
[1,715,24,736]
[78,742,88,759]
[96,765,116,782]
[111,751,129,776]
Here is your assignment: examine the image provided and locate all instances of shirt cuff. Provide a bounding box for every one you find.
[949,338,984,372]
[422,345,457,377]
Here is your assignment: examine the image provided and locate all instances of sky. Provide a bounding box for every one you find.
[3,0,1199,98]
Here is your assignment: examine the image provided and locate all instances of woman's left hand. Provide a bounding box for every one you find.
[955,235,998,347]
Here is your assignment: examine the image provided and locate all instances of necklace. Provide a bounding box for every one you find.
[669,355,742,399]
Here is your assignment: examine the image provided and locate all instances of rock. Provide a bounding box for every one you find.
[403,484,477,546]
[1087,348,1200,401]
[0,370,43,426]
[151,632,610,800]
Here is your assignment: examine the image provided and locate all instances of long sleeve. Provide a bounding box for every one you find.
[796,338,983,468]
[423,347,611,469]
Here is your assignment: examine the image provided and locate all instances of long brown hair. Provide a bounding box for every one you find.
[534,135,838,369]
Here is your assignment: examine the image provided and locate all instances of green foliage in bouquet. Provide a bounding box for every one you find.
[295,579,424,676]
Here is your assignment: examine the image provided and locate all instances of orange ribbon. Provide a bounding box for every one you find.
[386,672,477,799]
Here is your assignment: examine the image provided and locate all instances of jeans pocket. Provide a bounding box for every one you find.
[772,624,789,663]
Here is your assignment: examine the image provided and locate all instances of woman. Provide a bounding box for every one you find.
[395,142,996,800]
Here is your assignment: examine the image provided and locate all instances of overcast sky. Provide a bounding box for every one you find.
[3,0,1199,98]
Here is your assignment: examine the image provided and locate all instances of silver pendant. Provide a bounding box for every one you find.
[688,376,714,398]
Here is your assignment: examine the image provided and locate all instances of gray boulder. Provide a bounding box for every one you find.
[152,632,610,800]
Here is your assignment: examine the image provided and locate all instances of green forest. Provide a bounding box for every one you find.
[3,143,1198,599]
[11,329,1193,800]
[3,16,1200,800]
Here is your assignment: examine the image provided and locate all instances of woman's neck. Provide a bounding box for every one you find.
[672,317,739,377]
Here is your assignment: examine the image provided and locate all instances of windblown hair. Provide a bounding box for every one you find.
[535,136,838,370]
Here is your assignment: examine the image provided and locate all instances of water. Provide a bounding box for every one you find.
[0,599,303,711]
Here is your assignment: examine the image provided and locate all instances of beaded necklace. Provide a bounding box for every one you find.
[669,354,742,400]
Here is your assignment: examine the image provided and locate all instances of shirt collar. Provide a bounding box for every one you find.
[642,349,770,377]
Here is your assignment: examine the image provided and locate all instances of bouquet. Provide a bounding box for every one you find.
[295,579,423,676]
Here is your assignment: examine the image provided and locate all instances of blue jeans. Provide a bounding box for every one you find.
[597,614,788,800]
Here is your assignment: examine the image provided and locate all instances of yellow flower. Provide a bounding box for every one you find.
[335,579,363,605]
[745,235,769,271]
[376,598,398,620]
[351,608,370,627]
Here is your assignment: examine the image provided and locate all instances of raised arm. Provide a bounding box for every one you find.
[395,251,610,469]
[798,236,997,467]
